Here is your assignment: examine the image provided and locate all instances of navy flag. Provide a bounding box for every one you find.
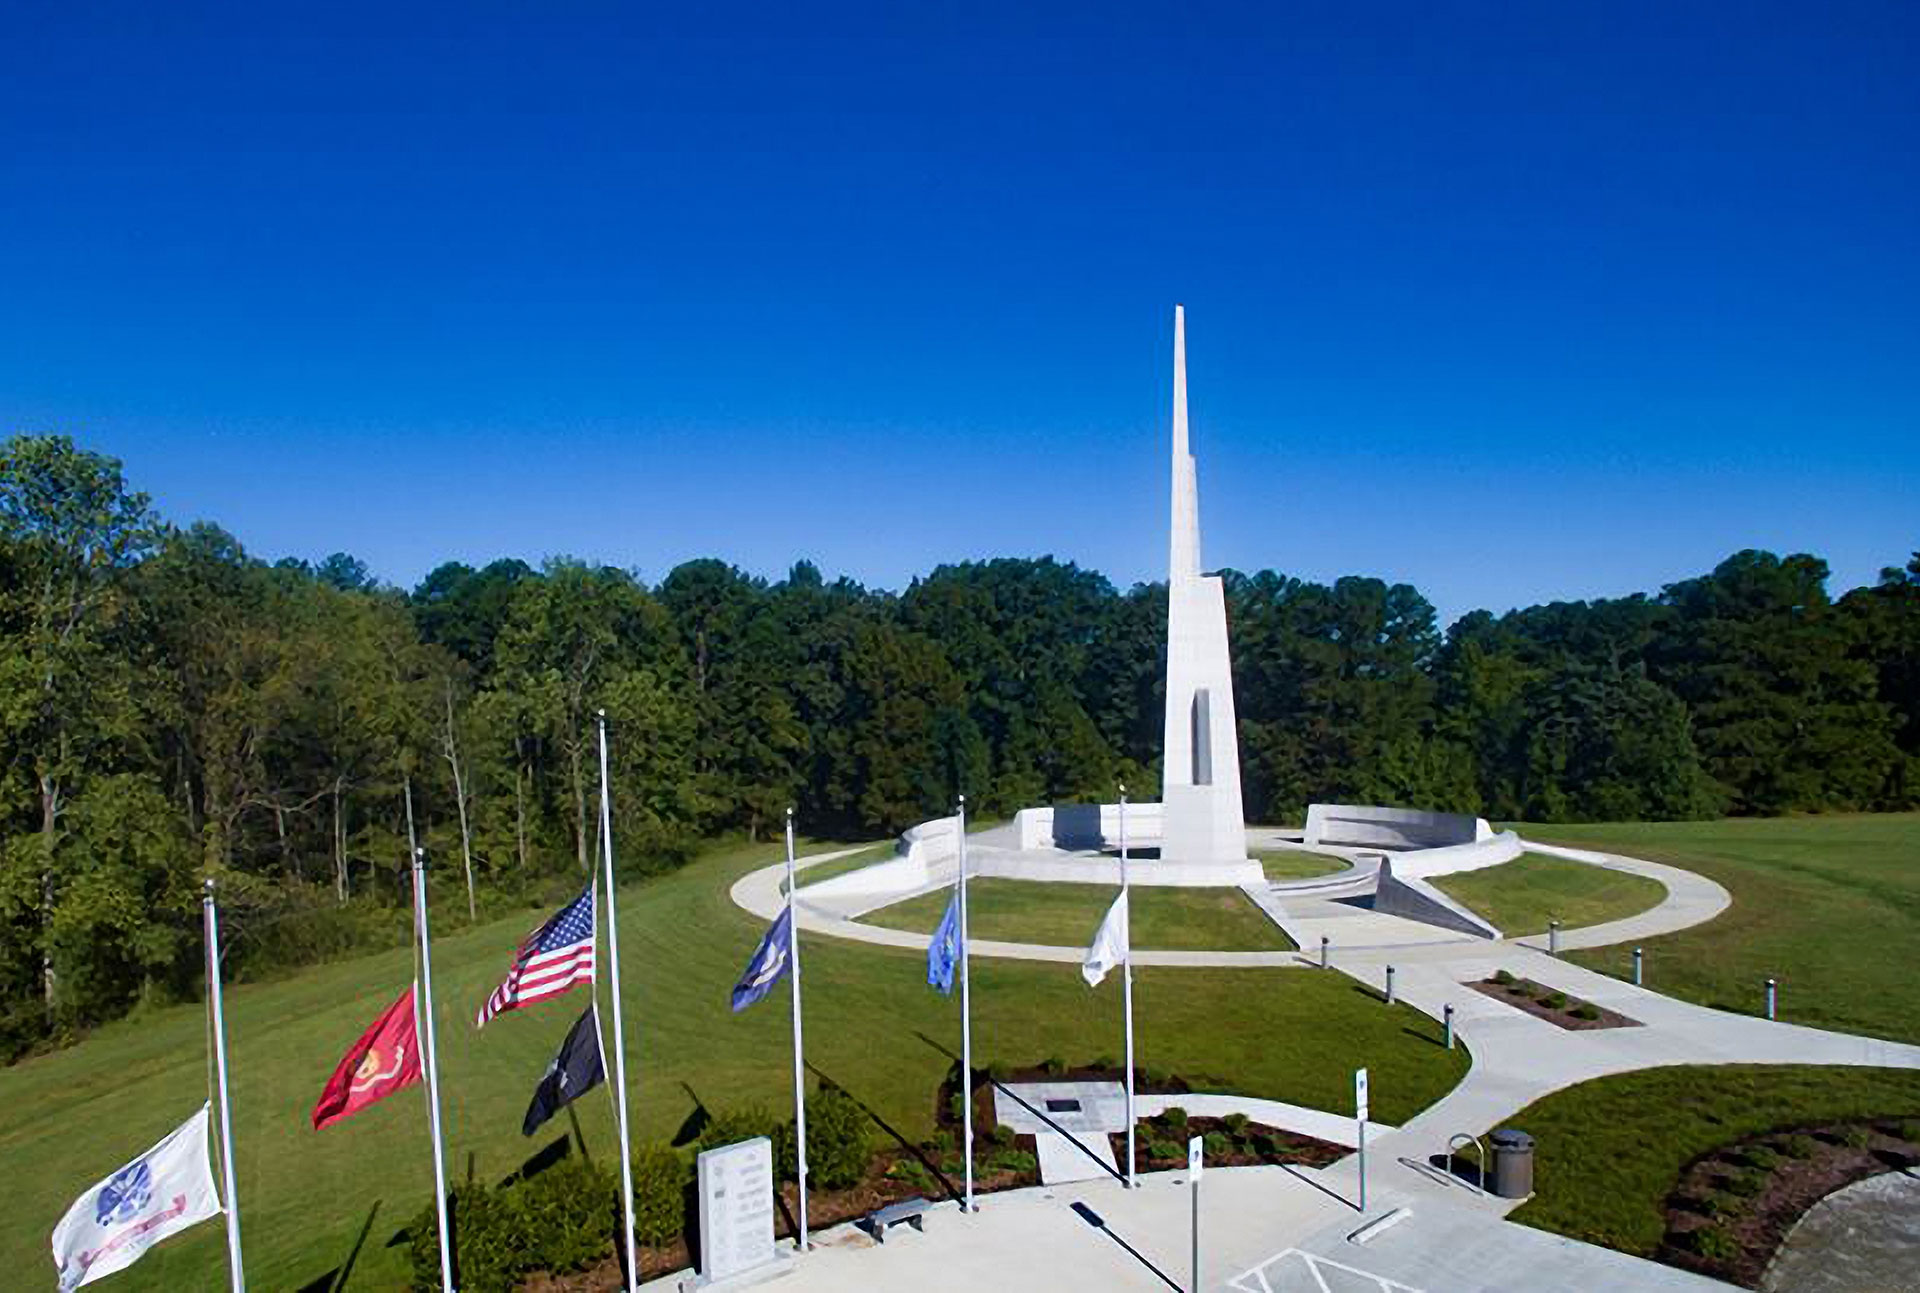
[522,1005,607,1137]
[926,891,961,995]
[731,906,793,1012]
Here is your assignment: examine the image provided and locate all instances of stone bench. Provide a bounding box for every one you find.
[860,1196,931,1242]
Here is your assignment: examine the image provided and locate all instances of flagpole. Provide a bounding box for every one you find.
[203,879,246,1291]
[956,795,974,1215]
[597,712,641,1293]
[785,808,810,1253]
[1119,787,1137,1189]
[409,844,455,1293]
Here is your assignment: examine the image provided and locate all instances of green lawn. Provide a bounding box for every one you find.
[0,838,1456,1290]
[1429,852,1667,936]
[1498,1064,1920,1256]
[1253,849,1352,882]
[1516,814,1920,1043]
[860,878,1294,951]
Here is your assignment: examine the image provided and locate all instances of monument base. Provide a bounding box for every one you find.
[679,1249,794,1293]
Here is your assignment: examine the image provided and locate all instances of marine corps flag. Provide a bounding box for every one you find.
[312,986,424,1130]
[523,1005,607,1136]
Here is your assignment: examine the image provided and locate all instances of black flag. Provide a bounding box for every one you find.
[522,1005,607,1136]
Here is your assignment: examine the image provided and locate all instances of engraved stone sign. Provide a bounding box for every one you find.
[693,1136,779,1286]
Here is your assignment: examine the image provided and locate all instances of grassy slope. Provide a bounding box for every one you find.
[860,878,1293,951]
[1429,852,1667,936]
[0,839,1458,1290]
[1498,1065,1920,1255]
[1253,850,1351,882]
[1515,814,1920,1043]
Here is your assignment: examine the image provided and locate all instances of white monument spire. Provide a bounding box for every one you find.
[1159,305,1248,866]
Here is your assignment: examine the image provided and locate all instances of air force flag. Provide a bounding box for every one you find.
[730,906,794,1012]
[523,1005,608,1136]
[51,1105,223,1291]
[926,891,962,995]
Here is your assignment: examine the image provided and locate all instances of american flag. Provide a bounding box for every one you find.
[476,885,596,1026]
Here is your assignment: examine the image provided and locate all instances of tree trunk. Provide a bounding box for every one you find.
[443,685,477,922]
[570,738,589,874]
[514,741,529,874]
[332,781,347,902]
[39,772,60,1018]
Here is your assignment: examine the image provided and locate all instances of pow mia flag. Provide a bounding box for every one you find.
[522,1005,608,1137]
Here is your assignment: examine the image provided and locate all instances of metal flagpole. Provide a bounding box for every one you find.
[203,880,246,1291]
[785,808,810,1252]
[1120,787,1136,1190]
[960,791,975,1214]
[597,712,641,1292]
[409,840,455,1293]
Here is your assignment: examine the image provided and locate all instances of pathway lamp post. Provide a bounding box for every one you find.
[1444,1002,1455,1050]
[1384,965,1396,1006]
[1633,946,1644,986]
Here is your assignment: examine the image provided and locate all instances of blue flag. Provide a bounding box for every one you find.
[927,891,962,994]
[731,906,793,1012]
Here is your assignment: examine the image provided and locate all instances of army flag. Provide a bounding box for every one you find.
[51,1105,223,1291]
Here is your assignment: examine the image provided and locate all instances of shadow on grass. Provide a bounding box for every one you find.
[807,1052,964,1208]
[296,1198,381,1293]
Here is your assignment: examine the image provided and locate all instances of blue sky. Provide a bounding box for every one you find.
[2,2,1914,626]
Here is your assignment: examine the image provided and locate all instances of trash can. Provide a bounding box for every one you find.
[1489,1128,1534,1199]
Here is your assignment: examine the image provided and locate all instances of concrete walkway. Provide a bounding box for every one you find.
[716,837,1920,1289]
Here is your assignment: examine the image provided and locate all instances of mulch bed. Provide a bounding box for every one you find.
[1470,974,1640,1030]
[1123,1113,1345,1174]
[1658,1119,1920,1288]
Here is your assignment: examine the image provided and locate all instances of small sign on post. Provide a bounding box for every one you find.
[1188,1135,1203,1293]
[1355,1067,1370,1214]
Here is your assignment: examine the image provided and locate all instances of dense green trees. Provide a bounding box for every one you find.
[0,433,1915,1054]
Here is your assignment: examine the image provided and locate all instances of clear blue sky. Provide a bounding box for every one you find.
[3,2,1915,626]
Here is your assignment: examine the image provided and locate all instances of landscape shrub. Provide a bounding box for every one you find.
[807,1086,872,1188]
[409,1157,622,1292]
[988,1149,1037,1175]
[1572,1004,1599,1021]
[1689,1226,1739,1262]
[886,1158,935,1192]
[1780,1134,1820,1158]
[990,1123,1016,1147]
[1147,1139,1181,1162]
[1161,1106,1189,1130]
[1894,1119,1920,1143]
[1697,1190,1741,1218]
[1492,969,1516,986]
[1725,1168,1768,1197]
[1838,1125,1871,1149]
[1544,991,1569,1010]
[1041,1056,1067,1076]
[697,1105,790,1175]
[1740,1146,1781,1171]
[1222,1113,1250,1136]
[949,1093,969,1124]
[1201,1132,1230,1160]
[927,1127,954,1153]
[630,1143,688,1245]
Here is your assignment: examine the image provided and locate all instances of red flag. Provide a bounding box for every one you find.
[312,986,423,1130]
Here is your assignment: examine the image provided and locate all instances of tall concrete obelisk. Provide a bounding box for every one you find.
[1160,306,1248,864]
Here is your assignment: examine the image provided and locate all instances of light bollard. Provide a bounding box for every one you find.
[1385,964,1396,1006]
[1320,934,1330,969]
[1444,1002,1455,1050]
[1548,919,1561,956]
[1633,946,1644,986]
[1766,977,1778,1021]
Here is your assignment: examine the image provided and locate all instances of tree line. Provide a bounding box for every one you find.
[2,433,1915,1055]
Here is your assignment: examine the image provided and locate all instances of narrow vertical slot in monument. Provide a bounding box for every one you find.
[1159,306,1249,867]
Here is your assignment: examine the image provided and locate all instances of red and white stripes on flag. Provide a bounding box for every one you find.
[476,885,596,1026]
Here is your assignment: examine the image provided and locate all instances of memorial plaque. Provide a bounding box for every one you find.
[696,1136,778,1284]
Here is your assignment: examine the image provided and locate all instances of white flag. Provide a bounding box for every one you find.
[1081,891,1130,986]
[51,1104,223,1291]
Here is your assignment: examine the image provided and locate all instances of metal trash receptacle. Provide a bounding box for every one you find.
[1489,1128,1534,1198]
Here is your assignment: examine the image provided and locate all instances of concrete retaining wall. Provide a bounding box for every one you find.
[1013,802,1166,851]
[1303,803,1493,851]
[1373,857,1502,939]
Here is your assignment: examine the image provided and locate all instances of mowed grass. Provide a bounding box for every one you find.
[860,878,1293,951]
[1517,814,1920,1043]
[1498,1064,1920,1255]
[1429,852,1667,936]
[786,839,895,890]
[0,838,1459,1290]
[1254,849,1352,882]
